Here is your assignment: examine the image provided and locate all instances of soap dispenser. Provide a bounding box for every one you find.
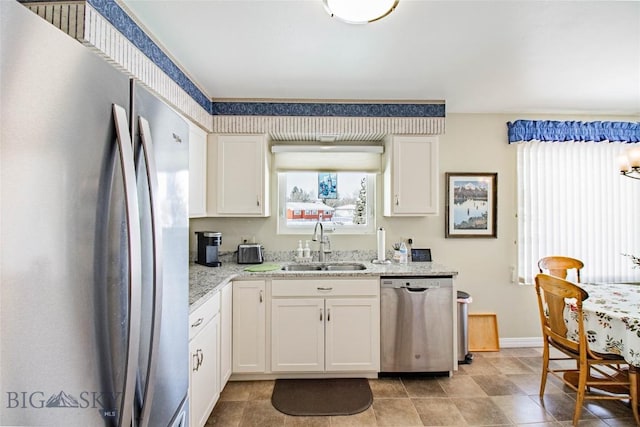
[296,240,303,258]
[303,240,311,258]
[399,241,408,264]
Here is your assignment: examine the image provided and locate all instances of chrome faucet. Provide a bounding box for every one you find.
[312,221,331,262]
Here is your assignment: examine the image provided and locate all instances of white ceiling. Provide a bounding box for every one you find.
[119,0,640,115]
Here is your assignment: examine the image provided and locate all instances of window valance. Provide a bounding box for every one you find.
[507,120,640,143]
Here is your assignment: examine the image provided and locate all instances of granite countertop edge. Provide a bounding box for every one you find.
[189,260,458,313]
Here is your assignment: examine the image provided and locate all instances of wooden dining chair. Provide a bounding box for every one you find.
[534,273,639,426]
[538,256,584,283]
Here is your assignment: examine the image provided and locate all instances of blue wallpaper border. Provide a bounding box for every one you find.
[507,120,640,143]
[86,0,211,112]
[39,0,446,118]
[211,102,445,117]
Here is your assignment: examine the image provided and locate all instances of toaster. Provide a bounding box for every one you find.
[237,244,264,264]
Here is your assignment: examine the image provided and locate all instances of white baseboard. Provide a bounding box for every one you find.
[499,337,542,348]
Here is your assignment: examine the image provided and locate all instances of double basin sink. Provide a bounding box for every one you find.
[281,262,367,272]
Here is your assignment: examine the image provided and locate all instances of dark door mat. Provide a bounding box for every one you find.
[271,378,372,416]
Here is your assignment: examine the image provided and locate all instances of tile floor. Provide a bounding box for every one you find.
[205,347,639,426]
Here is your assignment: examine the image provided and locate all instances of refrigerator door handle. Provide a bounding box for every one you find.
[113,104,142,427]
[137,116,164,427]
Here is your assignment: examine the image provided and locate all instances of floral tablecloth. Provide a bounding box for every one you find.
[565,283,640,367]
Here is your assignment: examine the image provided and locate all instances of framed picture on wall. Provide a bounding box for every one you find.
[318,172,338,199]
[445,172,497,238]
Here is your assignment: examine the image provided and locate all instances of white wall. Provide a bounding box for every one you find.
[190,112,638,340]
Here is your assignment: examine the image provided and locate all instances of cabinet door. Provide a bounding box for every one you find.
[209,134,269,216]
[232,280,266,373]
[189,313,219,427]
[385,135,439,216]
[325,298,380,372]
[271,298,324,372]
[188,123,207,217]
[220,282,233,387]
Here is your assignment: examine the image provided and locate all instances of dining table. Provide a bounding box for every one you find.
[564,282,640,367]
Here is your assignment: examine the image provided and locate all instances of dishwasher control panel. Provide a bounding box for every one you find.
[380,276,452,289]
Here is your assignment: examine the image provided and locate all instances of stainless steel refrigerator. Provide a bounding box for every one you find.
[0,2,190,426]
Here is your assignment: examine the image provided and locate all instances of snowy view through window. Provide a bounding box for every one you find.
[280,172,373,233]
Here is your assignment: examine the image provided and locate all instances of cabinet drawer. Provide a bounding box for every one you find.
[189,291,221,340]
[272,279,378,297]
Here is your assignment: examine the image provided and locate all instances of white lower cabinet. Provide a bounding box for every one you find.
[271,298,325,372]
[188,282,232,427]
[220,282,233,385]
[324,298,379,371]
[232,280,267,373]
[189,293,220,427]
[271,279,379,373]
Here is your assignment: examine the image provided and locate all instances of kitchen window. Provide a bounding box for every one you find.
[277,172,375,235]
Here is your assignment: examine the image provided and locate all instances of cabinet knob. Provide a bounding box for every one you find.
[395,195,399,206]
[257,197,260,207]
[319,308,323,321]
[259,290,263,303]
[327,308,331,322]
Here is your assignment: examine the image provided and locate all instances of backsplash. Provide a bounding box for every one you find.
[192,249,392,264]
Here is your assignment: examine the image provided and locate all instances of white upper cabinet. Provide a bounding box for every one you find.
[188,123,208,218]
[207,134,270,217]
[384,135,439,216]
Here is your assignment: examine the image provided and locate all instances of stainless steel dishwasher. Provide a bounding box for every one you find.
[380,276,455,374]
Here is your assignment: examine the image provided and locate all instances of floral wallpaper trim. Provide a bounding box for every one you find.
[211,101,445,118]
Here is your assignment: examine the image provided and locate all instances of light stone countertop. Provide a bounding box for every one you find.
[189,251,458,313]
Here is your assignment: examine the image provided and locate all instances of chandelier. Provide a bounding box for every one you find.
[618,145,640,180]
[323,0,399,24]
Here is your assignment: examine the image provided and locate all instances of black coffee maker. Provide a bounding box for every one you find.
[195,231,222,267]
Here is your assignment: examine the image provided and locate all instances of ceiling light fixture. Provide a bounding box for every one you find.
[323,0,399,24]
[618,145,640,180]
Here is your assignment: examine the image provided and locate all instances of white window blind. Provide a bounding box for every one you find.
[517,141,640,284]
[271,144,383,172]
